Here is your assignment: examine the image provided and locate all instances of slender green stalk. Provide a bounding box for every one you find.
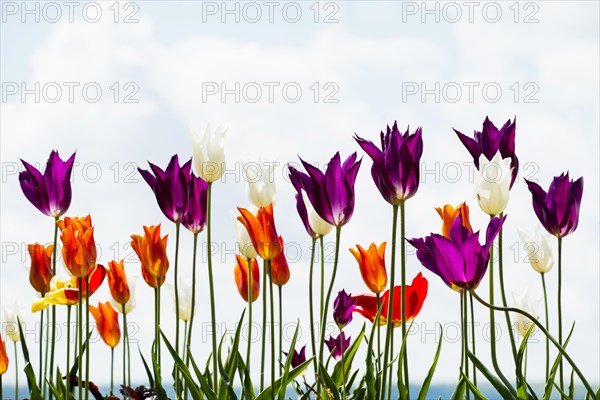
[44,307,49,398]
[122,305,126,391]
[470,289,598,399]
[268,260,276,400]
[0,374,3,400]
[66,306,71,398]
[400,200,409,397]
[38,297,44,390]
[340,328,346,400]
[319,236,325,324]
[206,182,219,391]
[50,217,58,400]
[77,278,83,400]
[157,282,162,364]
[462,291,470,400]
[85,274,90,400]
[186,233,199,367]
[318,226,342,390]
[557,236,564,396]
[154,286,159,364]
[14,341,18,400]
[110,347,114,395]
[376,293,381,375]
[469,293,477,385]
[497,222,517,360]
[307,237,318,378]
[278,285,283,376]
[541,273,550,381]
[124,308,130,386]
[381,204,398,400]
[260,261,267,391]
[524,346,528,380]
[173,222,181,397]
[245,256,254,395]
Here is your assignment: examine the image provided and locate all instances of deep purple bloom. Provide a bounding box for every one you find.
[333,289,357,328]
[454,116,519,187]
[182,174,208,233]
[19,150,76,217]
[288,152,361,227]
[325,332,350,360]
[139,155,192,224]
[407,214,505,292]
[283,345,307,369]
[525,173,583,238]
[354,122,423,205]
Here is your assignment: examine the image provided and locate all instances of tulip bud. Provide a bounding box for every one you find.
[188,124,226,183]
[474,151,512,216]
[517,225,554,274]
[233,214,258,260]
[243,159,277,208]
[511,289,541,337]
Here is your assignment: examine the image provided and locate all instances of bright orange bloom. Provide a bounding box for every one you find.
[130,225,169,287]
[28,243,54,294]
[106,260,130,305]
[89,302,121,348]
[237,204,282,261]
[0,334,8,375]
[435,202,473,239]
[234,255,260,303]
[350,242,388,294]
[59,214,97,277]
[269,236,290,286]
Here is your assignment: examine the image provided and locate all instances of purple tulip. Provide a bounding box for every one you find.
[283,345,307,369]
[525,173,583,238]
[139,155,192,224]
[354,122,423,204]
[333,289,357,329]
[454,116,519,187]
[288,152,361,227]
[325,331,350,360]
[182,174,208,233]
[19,150,76,217]
[407,214,505,292]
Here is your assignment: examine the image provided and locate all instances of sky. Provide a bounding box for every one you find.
[1,0,599,393]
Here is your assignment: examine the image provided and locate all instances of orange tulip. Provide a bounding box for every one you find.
[59,214,97,277]
[28,243,54,294]
[269,236,290,286]
[435,202,473,239]
[0,333,8,375]
[350,242,388,294]
[130,225,169,287]
[106,260,130,305]
[234,255,260,303]
[237,204,282,261]
[89,302,121,348]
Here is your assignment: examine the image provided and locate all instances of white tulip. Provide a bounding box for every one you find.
[303,191,333,237]
[2,303,24,343]
[243,159,277,207]
[232,213,258,259]
[512,289,541,337]
[188,124,227,183]
[111,280,136,315]
[168,279,194,322]
[517,225,554,274]
[474,151,512,216]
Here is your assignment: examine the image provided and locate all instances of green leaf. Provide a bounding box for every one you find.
[468,350,516,400]
[160,330,204,400]
[543,323,575,400]
[255,358,313,400]
[320,362,342,400]
[450,376,466,400]
[17,317,43,400]
[332,326,365,387]
[364,305,383,400]
[151,340,169,400]
[417,324,443,400]
[218,311,245,400]
[461,371,489,400]
[278,321,301,400]
[397,322,413,400]
[189,351,216,400]
[568,369,575,400]
[515,324,536,399]
[138,346,154,388]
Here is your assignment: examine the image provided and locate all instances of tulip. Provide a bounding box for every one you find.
[324,332,350,360]
[130,225,170,286]
[474,151,513,216]
[525,172,583,238]
[188,124,227,183]
[19,150,76,217]
[112,281,136,315]
[168,279,194,321]
[27,243,53,294]
[31,265,106,312]
[407,214,505,292]
[333,290,357,329]
[349,242,387,294]
[244,159,277,207]
[517,225,554,274]
[58,215,97,278]
[234,255,260,303]
[283,345,307,369]
[0,334,8,375]
[237,204,282,261]
[106,260,131,306]
[288,152,361,227]
[435,203,473,239]
[454,116,519,187]
[89,302,121,348]
[269,236,290,286]
[2,304,23,343]
[183,174,209,233]
[353,273,428,326]
[354,122,423,204]
[233,215,258,259]
[511,289,541,337]
[138,154,192,224]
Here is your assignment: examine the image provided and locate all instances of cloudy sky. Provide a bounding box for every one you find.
[1,0,598,393]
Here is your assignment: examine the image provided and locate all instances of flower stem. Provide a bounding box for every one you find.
[122,305,126,390]
[317,235,325,393]
[469,293,477,386]
[174,222,181,397]
[38,298,44,390]
[44,307,49,397]
[340,328,346,400]
[557,236,564,396]
[246,256,254,393]
[268,260,275,400]
[66,305,71,398]
[278,285,283,376]
[308,237,318,379]
[376,293,381,375]
[157,282,161,364]
[469,289,598,399]
[541,273,550,381]
[50,217,58,400]
[498,222,517,360]
[462,291,470,400]
[77,278,83,400]
[125,309,130,387]
[186,233,199,367]
[318,226,342,391]
[85,273,90,400]
[14,341,18,400]
[399,200,409,396]
[260,261,267,391]
[206,182,219,391]
[110,347,114,395]
[381,204,398,400]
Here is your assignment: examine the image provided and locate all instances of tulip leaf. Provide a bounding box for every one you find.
[332,325,365,387]
[450,376,466,400]
[189,351,216,400]
[461,370,489,400]
[255,358,313,400]
[319,362,342,400]
[218,311,245,400]
[278,320,301,400]
[552,382,573,400]
[468,350,517,400]
[138,346,154,388]
[69,333,91,376]
[17,317,43,400]
[515,324,536,400]
[417,324,443,400]
[364,303,383,400]
[543,322,575,400]
[151,339,169,400]
[568,369,575,400]
[236,354,255,400]
[160,330,204,400]
[397,321,413,400]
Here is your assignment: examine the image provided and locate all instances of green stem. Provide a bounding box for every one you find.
[268,260,275,400]
[381,204,398,400]
[318,226,342,391]
[376,293,381,375]
[278,285,283,376]
[44,307,49,398]
[498,222,517,360]
[557,236,564,396]
[66,306,71,398]
[186,233,199,367]
[122,305,126,391]
[469,289,598,400]
[206,182,218,391]
[77,278,83,400]
[174,222,181,397]
[14,341,18,400]
[126,309,130,387]
[85,274,90,400]
[157,282,161,364]
[50,217,58,400]
[110,347,114,395]
[154,286,159,366]
[469,293,477,386]
[38,298,44,390]
[541,273,550,381]
[400,200,409,397]
[462,291,470,400]
[245,256,254,394]
[260,261,267,391]
[317,235,325,392]
[307,238,318,379]
[340,328,346,400]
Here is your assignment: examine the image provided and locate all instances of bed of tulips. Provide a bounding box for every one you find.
[0,117,597,400]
